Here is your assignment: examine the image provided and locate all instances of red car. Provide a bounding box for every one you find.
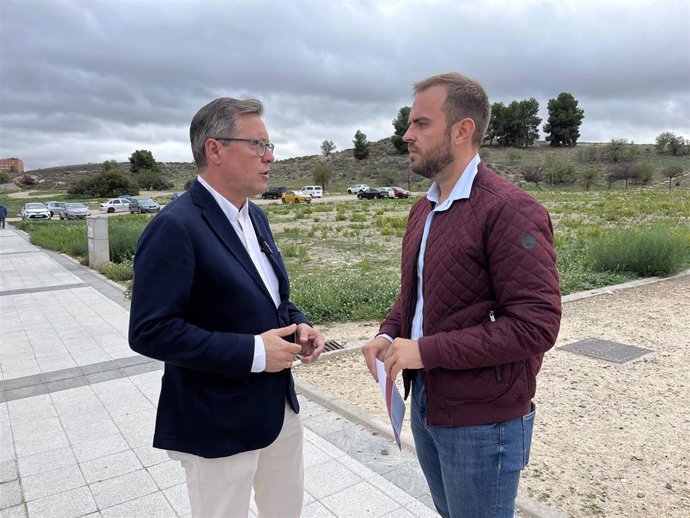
[391,187,411,198]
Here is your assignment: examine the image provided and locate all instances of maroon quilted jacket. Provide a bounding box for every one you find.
[379,163,561,427]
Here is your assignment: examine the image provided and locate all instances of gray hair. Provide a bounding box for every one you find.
[189,98,264,168]
[413,72,491,148]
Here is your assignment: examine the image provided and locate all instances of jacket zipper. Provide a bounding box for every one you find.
[489,311,502,382]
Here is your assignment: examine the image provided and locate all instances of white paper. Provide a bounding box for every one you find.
[375,359,405,450]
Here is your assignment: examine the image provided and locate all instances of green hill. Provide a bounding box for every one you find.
[21,139,689,193]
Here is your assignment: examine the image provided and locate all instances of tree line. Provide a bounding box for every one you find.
[518,136,686,191]
[315,91,686,192]
[319,91,585,166]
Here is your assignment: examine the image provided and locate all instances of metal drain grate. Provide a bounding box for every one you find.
[296,339,344,359]
[559,339,654,364]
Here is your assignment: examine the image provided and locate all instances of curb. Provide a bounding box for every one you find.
[561,268,690,303]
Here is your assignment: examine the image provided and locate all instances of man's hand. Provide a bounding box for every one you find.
[295,323,325,364]
[383,338,423,381]
[362,336,392,382]
[261,324,301,372]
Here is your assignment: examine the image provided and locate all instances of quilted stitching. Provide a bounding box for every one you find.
[384,164,561,426]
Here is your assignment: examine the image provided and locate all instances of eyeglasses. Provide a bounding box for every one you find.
[210,137,275,157]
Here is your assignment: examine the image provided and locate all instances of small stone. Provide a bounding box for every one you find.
[637,492,645,498]
[381,448,389,456]
[372,431,378,436]
[665,483,673,490]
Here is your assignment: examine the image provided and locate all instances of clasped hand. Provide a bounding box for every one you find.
[261,323,325,372]
[362,336,423,382]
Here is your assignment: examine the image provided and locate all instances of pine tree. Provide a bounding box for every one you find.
[353,130,370,160]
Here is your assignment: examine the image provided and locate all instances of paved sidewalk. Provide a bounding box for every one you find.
[0,226,438,518]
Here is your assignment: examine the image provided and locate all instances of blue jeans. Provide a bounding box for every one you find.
[411,373,535,518]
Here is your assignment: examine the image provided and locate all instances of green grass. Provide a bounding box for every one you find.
[12,189,690,323]
[289,267,400,322]
[14,214,154,270]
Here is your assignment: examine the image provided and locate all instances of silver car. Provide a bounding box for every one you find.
[129,198,161,214]
[62,203,91,220]
[45,201,66,217]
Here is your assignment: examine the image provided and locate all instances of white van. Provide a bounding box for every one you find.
[300,185,323,198]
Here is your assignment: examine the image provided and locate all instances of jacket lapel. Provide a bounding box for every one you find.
[248,205,290,302]
[189,181,275,304]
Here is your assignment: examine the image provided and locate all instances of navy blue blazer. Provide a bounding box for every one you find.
[128,179,309,458]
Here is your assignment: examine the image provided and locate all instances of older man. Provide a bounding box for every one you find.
[129,98,325,517]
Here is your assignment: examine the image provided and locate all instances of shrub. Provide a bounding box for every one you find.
[576,146,599,163]
[69,170,138,197]
[19,175,37,186]
[636,164,655,185]
[578,167,601,191]
[136,169,173,190]
[99,261,133,281]
[379,168,397,186]
[589,226,690,276]
[542,156,576,185]
[376,215,407,229]
[522,166,544,188]
[507,149,523,164]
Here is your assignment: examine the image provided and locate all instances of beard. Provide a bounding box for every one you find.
[409,135,453,180]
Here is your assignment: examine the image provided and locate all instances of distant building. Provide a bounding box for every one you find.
[0,158,24,174]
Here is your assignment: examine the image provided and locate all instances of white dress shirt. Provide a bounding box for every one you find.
[198,176,281,372]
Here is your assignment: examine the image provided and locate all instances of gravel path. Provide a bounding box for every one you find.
[294,273,690,517]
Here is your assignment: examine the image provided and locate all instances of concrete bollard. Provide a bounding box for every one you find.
[87,216,110,269]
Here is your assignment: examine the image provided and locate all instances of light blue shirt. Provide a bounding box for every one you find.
[410,154,481,340]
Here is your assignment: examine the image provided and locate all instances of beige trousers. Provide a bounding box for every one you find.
[168,403,304,518]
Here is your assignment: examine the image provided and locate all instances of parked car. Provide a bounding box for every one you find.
[376,187,395,198]
[119,194,136,203]
[300,185,323,198]
[347,184,369,194]
[99,197,130,213]
[45,201,66,217]
[171,191,185,201]
[22,202,51,220]
[62,203,91,220]
[129,198,161,214]
[357,188,388,200]
[261,186,287,199]
[391,186,411,198]
[281,191,311,204]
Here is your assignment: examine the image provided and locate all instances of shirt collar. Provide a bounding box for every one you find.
[426,153,481,211]
[197,175,248,223]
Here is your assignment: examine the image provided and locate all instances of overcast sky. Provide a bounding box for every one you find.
[1,0,689,171]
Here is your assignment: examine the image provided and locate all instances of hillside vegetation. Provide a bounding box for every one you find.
[19,138,690,193]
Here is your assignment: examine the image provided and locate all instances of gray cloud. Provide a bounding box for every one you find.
[1,0,688,170]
